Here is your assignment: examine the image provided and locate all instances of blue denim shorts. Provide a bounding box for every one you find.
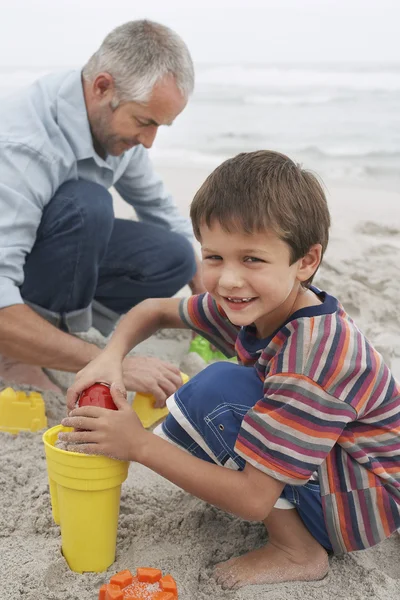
[156,361,332,551]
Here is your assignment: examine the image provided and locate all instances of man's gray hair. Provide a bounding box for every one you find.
[82,20,194,104]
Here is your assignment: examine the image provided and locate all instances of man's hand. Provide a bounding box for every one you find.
[61,383,149,460]
[122,355,183,407]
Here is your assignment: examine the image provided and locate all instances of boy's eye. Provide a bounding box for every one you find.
[244,256,264,263]
[203,255,222,261]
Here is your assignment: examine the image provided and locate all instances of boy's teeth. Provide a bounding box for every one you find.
[228,297,252,303]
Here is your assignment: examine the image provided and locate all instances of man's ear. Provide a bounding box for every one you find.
[296,244,322,283]
[92,73,115,100]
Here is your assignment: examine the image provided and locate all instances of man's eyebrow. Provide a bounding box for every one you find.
[138,116,173,127]
[138,117,160,126]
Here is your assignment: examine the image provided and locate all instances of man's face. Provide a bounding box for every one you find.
[88,74,187,157]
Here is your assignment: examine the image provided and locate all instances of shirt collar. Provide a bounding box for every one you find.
[56,70,105,164]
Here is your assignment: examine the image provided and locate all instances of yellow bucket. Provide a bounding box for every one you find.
[43,425,129,573]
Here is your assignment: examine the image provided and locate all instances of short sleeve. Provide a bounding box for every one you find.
[179,293,239,358]
[234,372,357,484]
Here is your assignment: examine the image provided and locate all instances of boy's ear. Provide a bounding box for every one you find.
[296,244,322,282]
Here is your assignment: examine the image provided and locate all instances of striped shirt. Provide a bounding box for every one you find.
[179,289,400,553]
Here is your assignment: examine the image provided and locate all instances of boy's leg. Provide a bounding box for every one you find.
[214,507,329,589]
[155,362,331,589]
[92,218,196,335]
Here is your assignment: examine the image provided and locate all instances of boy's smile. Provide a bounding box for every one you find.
[200,222,321,338]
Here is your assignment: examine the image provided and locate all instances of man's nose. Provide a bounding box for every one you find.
[139,126,158,149]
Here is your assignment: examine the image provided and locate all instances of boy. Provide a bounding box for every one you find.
[62,151,400,590]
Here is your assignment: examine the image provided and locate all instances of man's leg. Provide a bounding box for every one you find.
[0,179,114,389]
[93,218,196,335]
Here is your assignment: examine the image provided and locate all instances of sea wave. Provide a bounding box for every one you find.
[196,64,400,92]
[277,145,400,160]
[150,146,400,171]
[243,93,349,106]
[193,90,356,106]
[204,139,400,161]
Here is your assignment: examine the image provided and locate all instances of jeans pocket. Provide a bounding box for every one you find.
[204,403,249,468]
[304,480,321,491]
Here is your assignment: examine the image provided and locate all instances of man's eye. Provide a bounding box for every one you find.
[135,118,150,127]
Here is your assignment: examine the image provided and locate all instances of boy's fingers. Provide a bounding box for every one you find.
[66,444,98,455]
[58,427,97,443]
[61,415,99,431]
[68,405,105,418]
[66,387,79,410]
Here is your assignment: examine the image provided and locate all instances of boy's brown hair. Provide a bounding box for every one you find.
[190,150,330,286]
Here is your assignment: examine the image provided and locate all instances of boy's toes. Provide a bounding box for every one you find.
[214,559,239,589]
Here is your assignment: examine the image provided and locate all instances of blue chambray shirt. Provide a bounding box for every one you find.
[0,69,193,310]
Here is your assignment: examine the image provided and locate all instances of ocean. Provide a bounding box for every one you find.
[1,63,399,188]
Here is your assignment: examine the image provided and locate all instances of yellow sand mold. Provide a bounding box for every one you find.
[0,387,47,434]
[133,372,189,429]
[43,425,129,573]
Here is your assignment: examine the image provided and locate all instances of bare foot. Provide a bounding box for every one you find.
[214,540,329,589]
[0,355,62,393]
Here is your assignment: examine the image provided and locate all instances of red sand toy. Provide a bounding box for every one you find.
[78,382,118,410]
[99,568,178,599]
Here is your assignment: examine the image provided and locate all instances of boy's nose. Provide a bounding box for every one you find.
[219,268,243,290]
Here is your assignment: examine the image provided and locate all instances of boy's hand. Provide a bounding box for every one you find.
[67,353,183,411]
[66,352,125,410]
[61,383,148,461]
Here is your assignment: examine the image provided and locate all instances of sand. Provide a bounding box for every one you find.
[1,163,400,599]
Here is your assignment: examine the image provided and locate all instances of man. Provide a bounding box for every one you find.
[0,20,203,402]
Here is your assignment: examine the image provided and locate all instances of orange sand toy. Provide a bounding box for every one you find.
[99,568,178,600]
[0,387,47,434]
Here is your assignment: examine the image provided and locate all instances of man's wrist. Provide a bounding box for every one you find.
[74,341,102,371]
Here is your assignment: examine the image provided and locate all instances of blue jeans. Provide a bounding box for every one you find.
[157,361,333,551]
[20,180,196,335]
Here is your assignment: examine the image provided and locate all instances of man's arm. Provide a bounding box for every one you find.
[114,146,194,241]
[114,147,206,292]
[0,304,100,371]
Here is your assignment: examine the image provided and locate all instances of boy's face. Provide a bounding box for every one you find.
[199,221,318,338]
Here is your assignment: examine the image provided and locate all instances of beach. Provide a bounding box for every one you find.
[1,160,400,599]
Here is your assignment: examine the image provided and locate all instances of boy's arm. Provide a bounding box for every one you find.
[61,384,284,521]
[106,297,186,358]
[136,431,284,521]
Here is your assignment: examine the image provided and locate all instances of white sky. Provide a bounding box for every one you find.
[0,0,399,67]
